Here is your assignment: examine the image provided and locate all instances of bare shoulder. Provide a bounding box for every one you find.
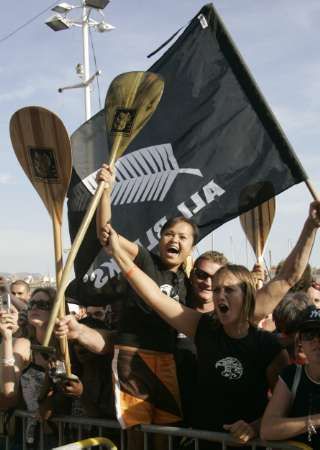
[13,337,31,358]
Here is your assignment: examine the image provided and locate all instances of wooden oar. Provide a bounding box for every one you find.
[10,106,73,375]
[240,197,276,287]
[43,71,165,346]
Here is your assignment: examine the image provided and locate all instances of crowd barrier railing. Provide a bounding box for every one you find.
[0,410,311,450]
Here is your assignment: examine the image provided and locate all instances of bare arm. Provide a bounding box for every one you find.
[107,225,201,337]
[96,165,139,260]
[260,376,320,441]
[96,164,114,242]
[0,308,28,400]
[54,315,111,354]
[254,201,320,323]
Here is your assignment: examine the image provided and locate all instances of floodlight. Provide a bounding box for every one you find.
[96,21,115,32]
[52,3,75,13]
[46,15,71,31]
[85,0,110,10]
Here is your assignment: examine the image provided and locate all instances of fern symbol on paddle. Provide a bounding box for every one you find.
[111,143,203,205]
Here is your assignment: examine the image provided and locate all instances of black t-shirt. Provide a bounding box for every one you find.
[113,246,189,352]
[281,364,320,449]
[193,314,282,431]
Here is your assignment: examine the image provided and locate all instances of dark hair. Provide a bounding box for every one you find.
[160,216,199,244]
[26,287,57,340]
[31,287,56,305]
[194,251,228,268]
[272,292,311,334]
[10,280,31,293]
[213,264,256,324]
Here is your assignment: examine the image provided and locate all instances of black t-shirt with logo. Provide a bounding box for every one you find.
[193,314,282,431]
[113,246,189,353]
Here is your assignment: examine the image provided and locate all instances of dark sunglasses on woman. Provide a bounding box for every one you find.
[28,299,51,311]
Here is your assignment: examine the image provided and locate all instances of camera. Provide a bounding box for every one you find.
[0,293,11,312]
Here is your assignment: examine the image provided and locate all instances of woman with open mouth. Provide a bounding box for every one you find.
[105,225,289,448]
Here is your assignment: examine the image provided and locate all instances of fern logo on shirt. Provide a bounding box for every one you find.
[215,357,243,380]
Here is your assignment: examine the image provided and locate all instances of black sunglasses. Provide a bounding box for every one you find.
[28,299,51,311]
[193,267,213,281]
[300,329,320,341]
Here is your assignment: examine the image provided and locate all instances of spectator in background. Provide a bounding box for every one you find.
[273,292,312,364]
[261,305,320,449]
[10,280,31,305]
[86,306,107,323]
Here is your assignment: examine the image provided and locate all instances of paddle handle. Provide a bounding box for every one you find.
[305,179,320,202]
[52,213,72,378]
[44,180,106,347]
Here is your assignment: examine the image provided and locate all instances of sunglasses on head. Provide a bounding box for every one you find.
[300,329,320,341]
[28,299,51,311]
[193,267,213,281]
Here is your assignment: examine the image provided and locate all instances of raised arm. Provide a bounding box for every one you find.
[96,164,139,260]
[0,308,30,402]
[107,225,201,337]
[96,163,114,240]
[254,201,320,323]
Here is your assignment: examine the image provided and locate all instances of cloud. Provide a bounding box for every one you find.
[0,173,15,184]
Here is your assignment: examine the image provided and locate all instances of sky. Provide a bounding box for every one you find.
[1,0,320,276]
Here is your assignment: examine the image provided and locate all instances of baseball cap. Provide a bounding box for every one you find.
[296,305,320,331]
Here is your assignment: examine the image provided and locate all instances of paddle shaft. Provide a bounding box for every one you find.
[44,180,107,346]
[52,211,72,377]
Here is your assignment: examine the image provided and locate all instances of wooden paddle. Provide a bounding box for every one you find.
[43,71,165,346]
[240,197,276,287]
[10,106,73,375]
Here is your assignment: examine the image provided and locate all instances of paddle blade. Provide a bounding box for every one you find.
[240,197,276,260]
[10,106,72,224]
[105,71,164,165]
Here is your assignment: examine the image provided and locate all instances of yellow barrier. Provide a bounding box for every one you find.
[52,436,117,450]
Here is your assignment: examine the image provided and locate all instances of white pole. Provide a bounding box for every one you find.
[82,1,91,121]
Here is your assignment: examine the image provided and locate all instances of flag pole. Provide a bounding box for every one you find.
[305,179,320,202]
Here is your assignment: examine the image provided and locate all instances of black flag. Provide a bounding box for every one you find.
[67,3,306,303]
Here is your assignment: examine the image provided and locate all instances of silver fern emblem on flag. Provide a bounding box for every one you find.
[83,143,203,204]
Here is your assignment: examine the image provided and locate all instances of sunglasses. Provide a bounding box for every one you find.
[193,267,213,281]
[28,299,51,311]
[300,329,320,341]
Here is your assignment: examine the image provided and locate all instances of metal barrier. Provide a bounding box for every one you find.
[0,410,310,450]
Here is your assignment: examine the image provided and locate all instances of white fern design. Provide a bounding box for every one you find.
[112,143,202,204]
[82,143,203,203]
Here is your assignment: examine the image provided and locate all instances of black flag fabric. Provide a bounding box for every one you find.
[67,3,306,303]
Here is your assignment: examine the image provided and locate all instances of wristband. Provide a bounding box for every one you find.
[1,357,15,366]
[126,266,137,279]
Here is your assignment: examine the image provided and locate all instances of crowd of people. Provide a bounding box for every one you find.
[1,164,320,449]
